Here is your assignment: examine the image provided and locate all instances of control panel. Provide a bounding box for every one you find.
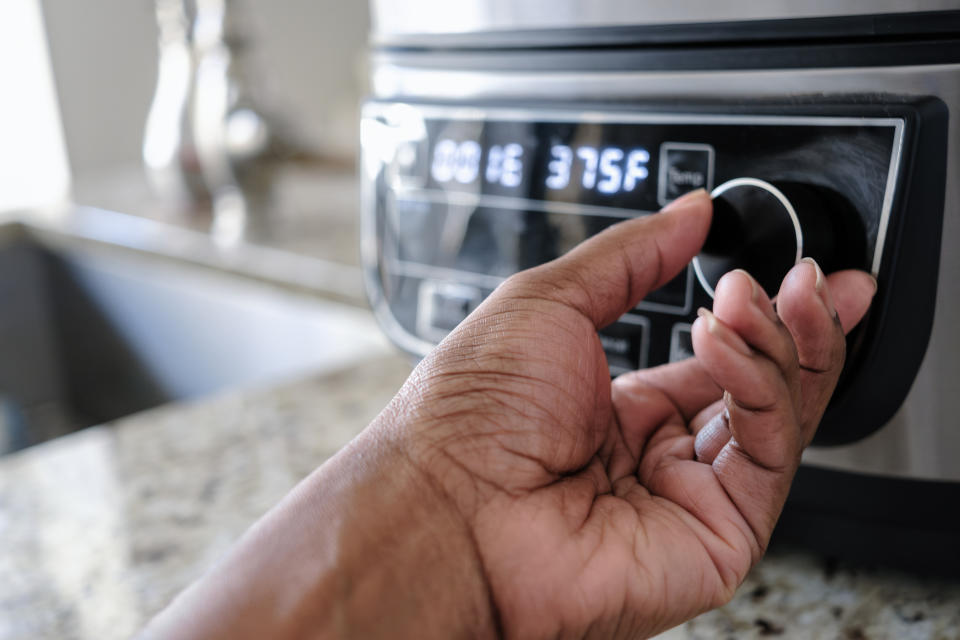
[360,99,946,443]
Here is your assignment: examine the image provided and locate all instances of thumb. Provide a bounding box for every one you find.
[507,190,713,329]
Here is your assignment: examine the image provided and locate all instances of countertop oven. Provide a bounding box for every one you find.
[360,2,960,572]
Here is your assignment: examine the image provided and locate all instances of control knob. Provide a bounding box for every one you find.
[693,177,862,298]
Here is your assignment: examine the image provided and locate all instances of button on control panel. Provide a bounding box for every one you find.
[417,281,483,341]
[658,142,715,206]
[669,323,694,362]
[599,316,650,375]
[636,267,693,315]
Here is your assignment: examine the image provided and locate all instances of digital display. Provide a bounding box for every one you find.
[382,110,899,265]
[429,138,650,195]
[391,117,682,212]
[545,145,649,193]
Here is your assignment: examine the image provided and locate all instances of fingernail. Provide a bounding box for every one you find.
[868,273,879,293]
[801,257,835,315]
[697,307,753,356]
[731,268,759,300]
[732,268,779,323]
[662,188,708,213]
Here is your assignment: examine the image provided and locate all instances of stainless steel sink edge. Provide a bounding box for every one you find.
[14,205,369,307]
[0,206,395,455]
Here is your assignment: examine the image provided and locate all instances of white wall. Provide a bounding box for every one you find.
[0,0,70,211]
[40,0,369,181]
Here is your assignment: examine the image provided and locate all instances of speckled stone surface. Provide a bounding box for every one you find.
[0,354,413,640]
[1,353,959,640]
[656,551,960,640]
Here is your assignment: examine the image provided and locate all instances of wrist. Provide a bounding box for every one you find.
[141,424,498,640]
[313,427,499,639]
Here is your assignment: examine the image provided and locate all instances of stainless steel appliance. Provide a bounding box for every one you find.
[359,2,960,572]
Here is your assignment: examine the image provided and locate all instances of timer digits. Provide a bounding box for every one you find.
[430,138,525,188]
[430,139,482,184]
[485,143,524,187]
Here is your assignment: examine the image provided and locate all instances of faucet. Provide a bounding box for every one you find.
[143,0,277,245]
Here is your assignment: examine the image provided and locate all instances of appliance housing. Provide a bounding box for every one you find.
[360,3,960,573]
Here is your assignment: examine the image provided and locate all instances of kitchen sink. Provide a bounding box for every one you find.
[0,221,390,454]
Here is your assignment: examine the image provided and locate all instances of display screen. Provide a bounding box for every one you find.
[379,110,899,281]
[385,115,724,277]
[429,137,650,195]
[377,108,898,271]
[405,118,678,212]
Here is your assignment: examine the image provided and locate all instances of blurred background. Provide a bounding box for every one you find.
[3,0,371,251]
[49,1,368,180]
[0,6,412,634]
[0,0,388,457]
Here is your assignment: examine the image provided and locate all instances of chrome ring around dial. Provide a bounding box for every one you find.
[692,177,804,299]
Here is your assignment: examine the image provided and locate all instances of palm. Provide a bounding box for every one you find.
[428,309,753,639]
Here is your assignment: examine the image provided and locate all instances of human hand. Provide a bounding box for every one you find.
[385,189,877,638]
[140,189,877,640]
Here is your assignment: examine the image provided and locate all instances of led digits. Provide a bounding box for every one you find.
[546,145,650,194]
[597,147,624,194]
[577,147,599,189]
[431,139,482,184]
[433,137,649,194]
[546,145,572,189]
[483,145,500,184]
[500,143,524,187]
[485,143,524,188]
[623,149,650,191]
[430,139,458,183]
[454,140,481,183]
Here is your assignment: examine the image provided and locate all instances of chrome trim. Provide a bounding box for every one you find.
[693,177,804,299]
[370,1,959,38]
[874,125,907,274]
[360,122,438,358]
[386,259,505,291]
[366,101,906,130]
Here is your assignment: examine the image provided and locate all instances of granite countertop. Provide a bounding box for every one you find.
[0,353,413,640]
[2,349,959,640]
[2,172,959,638]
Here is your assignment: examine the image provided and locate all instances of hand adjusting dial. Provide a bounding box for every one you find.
[693,177,856,298]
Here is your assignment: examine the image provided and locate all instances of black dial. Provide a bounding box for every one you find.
[693,178,863,298]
